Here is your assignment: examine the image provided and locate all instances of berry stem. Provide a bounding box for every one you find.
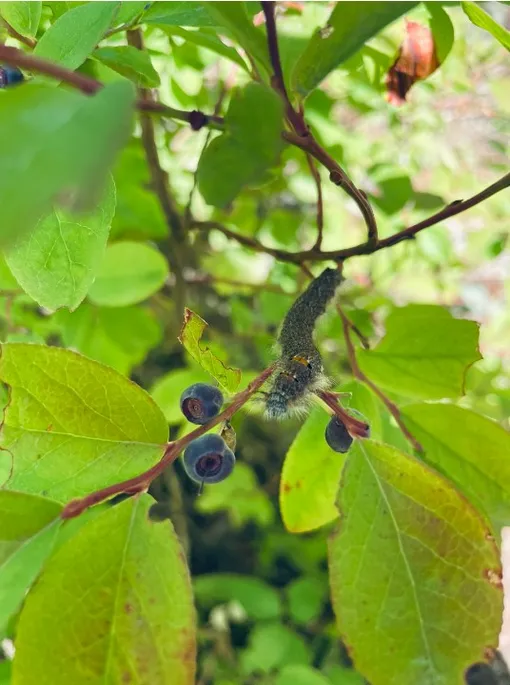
[61,364,276,519]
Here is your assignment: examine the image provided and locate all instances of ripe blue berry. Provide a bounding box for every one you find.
[325,416,353,453]
[180,383,223,425]
[0,66,24,88]
[183,434,235,484]
[464,663,498,685]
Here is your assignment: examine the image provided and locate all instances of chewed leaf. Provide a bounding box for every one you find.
[178,308,241,393]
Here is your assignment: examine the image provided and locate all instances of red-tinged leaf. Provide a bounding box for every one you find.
[386,20,440,105]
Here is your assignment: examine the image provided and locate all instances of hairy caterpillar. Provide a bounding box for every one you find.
[265,267,343,419]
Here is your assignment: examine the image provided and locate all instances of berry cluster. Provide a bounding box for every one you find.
[0,65,24,88]
[179,383,234,486]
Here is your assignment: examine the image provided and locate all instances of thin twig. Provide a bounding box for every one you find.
[62,364,276,519]
[306,155,324,250]
[191,172,510,265]
[338,306,370,350]
[1,19,37,49]
[337,305,422,452]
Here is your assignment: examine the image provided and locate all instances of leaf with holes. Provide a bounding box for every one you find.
[402,403,510,533]
[13,495,195,685]
[178,308,241,393]
[0,343,167,502]
[329,440,502,685]
[4,176,116,312]
[0,491,62,634]
[357,305,481,400]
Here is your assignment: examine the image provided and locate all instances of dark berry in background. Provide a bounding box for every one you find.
[325,416,354,453]
[180,383,224,425]
[183,434,235,485]
[0,65,24,88]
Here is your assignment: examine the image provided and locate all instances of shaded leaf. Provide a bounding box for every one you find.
[386,20,440,106]
[4,176,116,312]
[329,440,502,685]
[87,241,169,307]
[357,305,481,400]
[0,1,41,38]
[462,2,510,51]
[402,403,510,532]
[34,2,119,74]
[0,343,167,501]
[286,577,327,624]
[0,82,134,244]
[14,495,196,685]
[426,3,455,64]
[200,1,269,73]
[113,1,148,26]
[57,302,162,375]
[162,26,249,71]
[242,622,310,674]
[194,573,282,621]
[144,1,217,27]
[292,2,417,97]
[280,406,345,534]
[94,45,160,87]
[197,83,283,208]
[276,665,331,685]
[178,308,241,393]
[0,491,62,633]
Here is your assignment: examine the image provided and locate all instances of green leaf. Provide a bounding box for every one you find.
[196,462,274,527]
[93,45,160,87]
[194,574,282,621]
[329,440,502,685]
[0,661,11,684]
[197,83,283,208]
[0,1,41,38]
[286,577,326,625]
[57,302,162,375]
[0,82,134,244]
[162,27,249,71]
[14,495,196,685]
[402,403,510,532]
[242,623,310,675]
[426,3,455,64]
[292,2,418,98]
[113,1,148,26]
[178,308,241,393]
[462,2,510,50]
[280,406,345,533]
[200,2,269,73]
[357,305,481,400]
[144,1,217,27]
[34,1,120,73]
[87,241,169,307]
[0,491,62,633]
[276,665,331,685]
[4,176,116,312]
[0,343,167,501]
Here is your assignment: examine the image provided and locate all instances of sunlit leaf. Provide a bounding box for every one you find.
[462,2,510,50]
[14,495,196,685]
[0,1,41,38]
[0,343,167,501]
[178,308,241,393]
[329,440,502,685]
[0,491,61,633]
[357,305,481,400]
[94,46,160,88]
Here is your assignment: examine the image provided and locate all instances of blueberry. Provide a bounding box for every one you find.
[180,383,224,425]
[325,416,353,453]
[0,65,24,88]
[182,434,235,484]
[464,663,498,685]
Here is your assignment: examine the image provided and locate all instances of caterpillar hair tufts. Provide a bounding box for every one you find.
[265,267,343,420]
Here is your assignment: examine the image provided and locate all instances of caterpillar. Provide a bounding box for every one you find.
[265,267,343,419]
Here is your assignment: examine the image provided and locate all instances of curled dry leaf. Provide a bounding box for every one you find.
[386,20,440,105]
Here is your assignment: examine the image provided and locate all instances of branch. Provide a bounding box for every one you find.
[337,305,422,452]
[62,364,276,519]
[1,20,36,49]
[192,172,510,265]
[306,155,324,250]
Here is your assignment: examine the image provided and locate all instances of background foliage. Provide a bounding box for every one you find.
[0,2,509,685]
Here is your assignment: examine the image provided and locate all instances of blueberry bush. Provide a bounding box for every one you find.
[0,2,509,684]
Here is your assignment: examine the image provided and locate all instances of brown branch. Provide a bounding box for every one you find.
[192,172,510,265]
[306,155,324,250]
[1,20,37,49]
[337,305,422,452]
[62,364,276,519]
